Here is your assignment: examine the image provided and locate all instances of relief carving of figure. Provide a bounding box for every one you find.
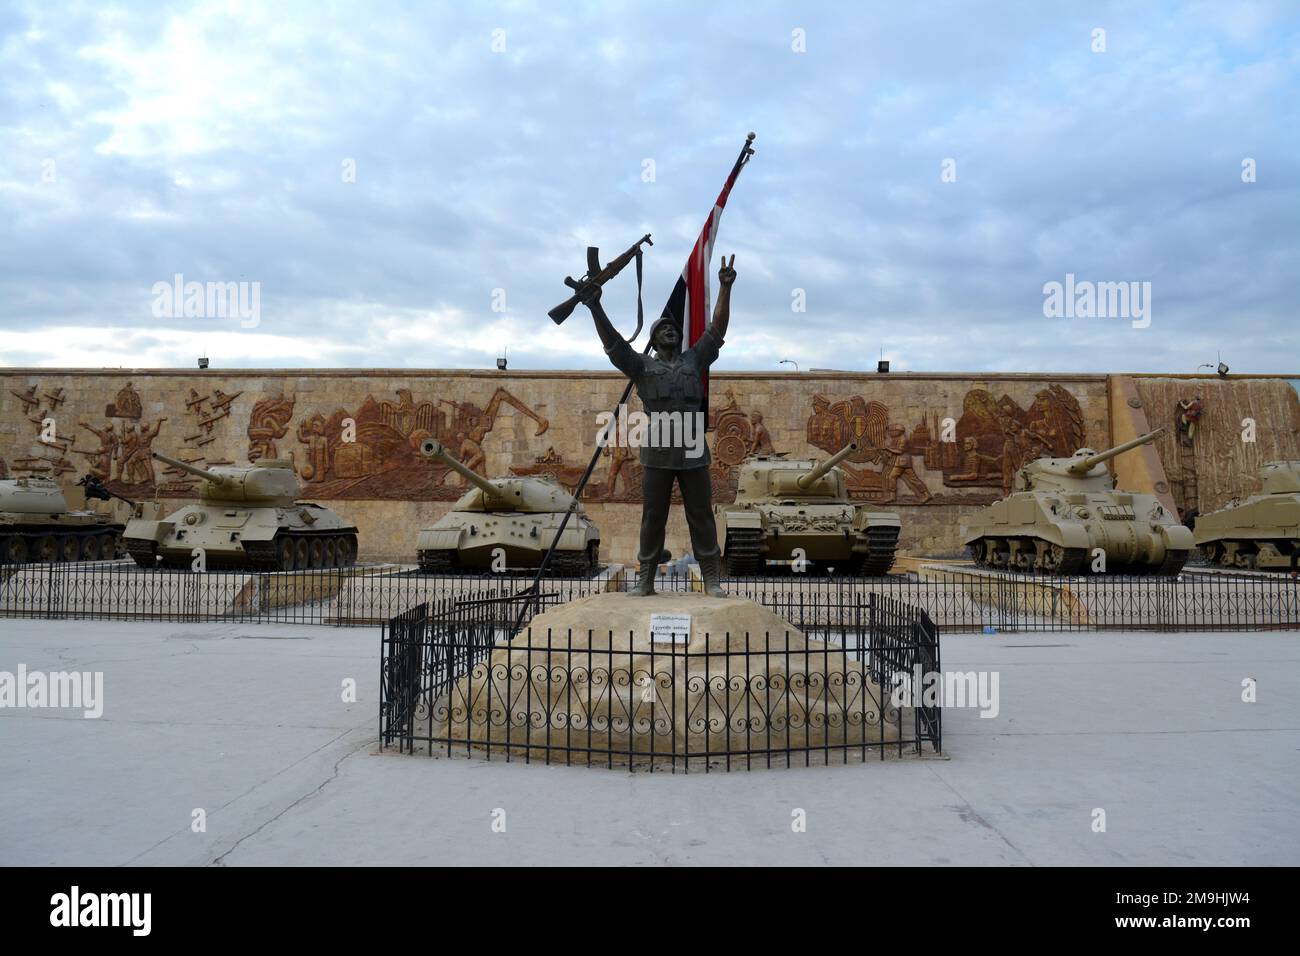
[879,423,932,503]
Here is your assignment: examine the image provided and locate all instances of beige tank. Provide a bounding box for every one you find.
[1193,461,1300,570]
[960,428,1194,574]
[0,476,129,564]
[416,438,600,575]
[715,443,902,576]
[122,452,357,571]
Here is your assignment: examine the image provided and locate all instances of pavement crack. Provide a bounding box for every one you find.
[209,730,372,866]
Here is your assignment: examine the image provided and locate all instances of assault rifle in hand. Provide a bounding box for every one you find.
[548,233,652,324]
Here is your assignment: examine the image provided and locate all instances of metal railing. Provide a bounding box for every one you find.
[379,588,942,771]
[0,560,1296,632]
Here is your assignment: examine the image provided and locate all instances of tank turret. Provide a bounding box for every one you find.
[1260,460,1300,496]
[1019,429,1164,494]
[151,451,298,505]
[960,427,1193,575]
[414,438,600,575]
[796,442,860,490]
[418,439,505,503]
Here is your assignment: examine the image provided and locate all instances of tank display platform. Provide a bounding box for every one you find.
[0,560,404,618]
[915,562,1300,630]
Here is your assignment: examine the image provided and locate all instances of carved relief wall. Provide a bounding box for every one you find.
[1133,377,1300,515]
[0,368,1146,561]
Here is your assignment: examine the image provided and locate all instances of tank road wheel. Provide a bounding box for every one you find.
[968,540,988,567]
[1040,544,1087,576]
[323,538,338,567]
[34,536,58,563]
[277,537,296,572]
[7,538,29,567]
[308,538,325,569]
[1013,543,1037,573]
[1201,542,1223,564]
[723,528,763,577]
[57,535,79,563]
[293,538,309,570]
[79,535,102,562]
[987,540,1010,569]
[588,541,600,573]
[340,535,358,567]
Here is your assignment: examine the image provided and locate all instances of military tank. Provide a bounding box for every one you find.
[1193,460,1300,571]
[416,438,600,575]
[960,428,1193,575]
[0,476,127,564]
[123,452,358,571]
[715,442,902,576]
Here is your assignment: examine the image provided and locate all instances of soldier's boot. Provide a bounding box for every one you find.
[697,553,726,598]
[632,559,658,597]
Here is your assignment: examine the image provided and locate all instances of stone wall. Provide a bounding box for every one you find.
[1,365,1268,563]
[1132,377,1300,516]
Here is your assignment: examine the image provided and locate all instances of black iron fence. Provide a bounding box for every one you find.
[379,589,942,771]
[0,560,609,625]
[0,559,1296,632]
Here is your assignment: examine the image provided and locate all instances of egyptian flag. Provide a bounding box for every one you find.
[658,134,755,424]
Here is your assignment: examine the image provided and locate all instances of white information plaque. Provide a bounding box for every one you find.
[649,613,691,644]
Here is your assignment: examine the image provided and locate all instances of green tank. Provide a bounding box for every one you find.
[714,442,902,576]
[416,438,600,575]
[0,476,128,564]
[123,452,358,571]
[960,428,1193,575]
[1193,460,1300,571]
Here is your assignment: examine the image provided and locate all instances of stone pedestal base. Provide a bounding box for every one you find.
[427,591,902,767]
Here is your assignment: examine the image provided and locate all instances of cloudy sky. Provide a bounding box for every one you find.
[1,0,1297,374]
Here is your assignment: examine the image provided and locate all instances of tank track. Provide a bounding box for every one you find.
[0,527,125,565]
[1153,549,1189,576]
[723,529,763,576]
[195,531,359,573]
[417,549,458,574]
[970,538,1088,575]
[126,537,159,569]
[548,548,595,577]
[850,526,900,576]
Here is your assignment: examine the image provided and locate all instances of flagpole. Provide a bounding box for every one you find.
[512,134,757,637]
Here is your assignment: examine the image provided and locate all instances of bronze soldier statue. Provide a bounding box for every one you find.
[582,254,736,597]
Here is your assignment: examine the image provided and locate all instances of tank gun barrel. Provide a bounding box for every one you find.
[1067,428,1164,476]
[796,442,858,489]
[151,451,224,485]
[419,439,502,500]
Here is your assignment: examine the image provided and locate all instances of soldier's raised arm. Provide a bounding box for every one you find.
[582,285,641,378]
[693,254,736,367]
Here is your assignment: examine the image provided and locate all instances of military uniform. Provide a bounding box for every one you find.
[605,322,724,572]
